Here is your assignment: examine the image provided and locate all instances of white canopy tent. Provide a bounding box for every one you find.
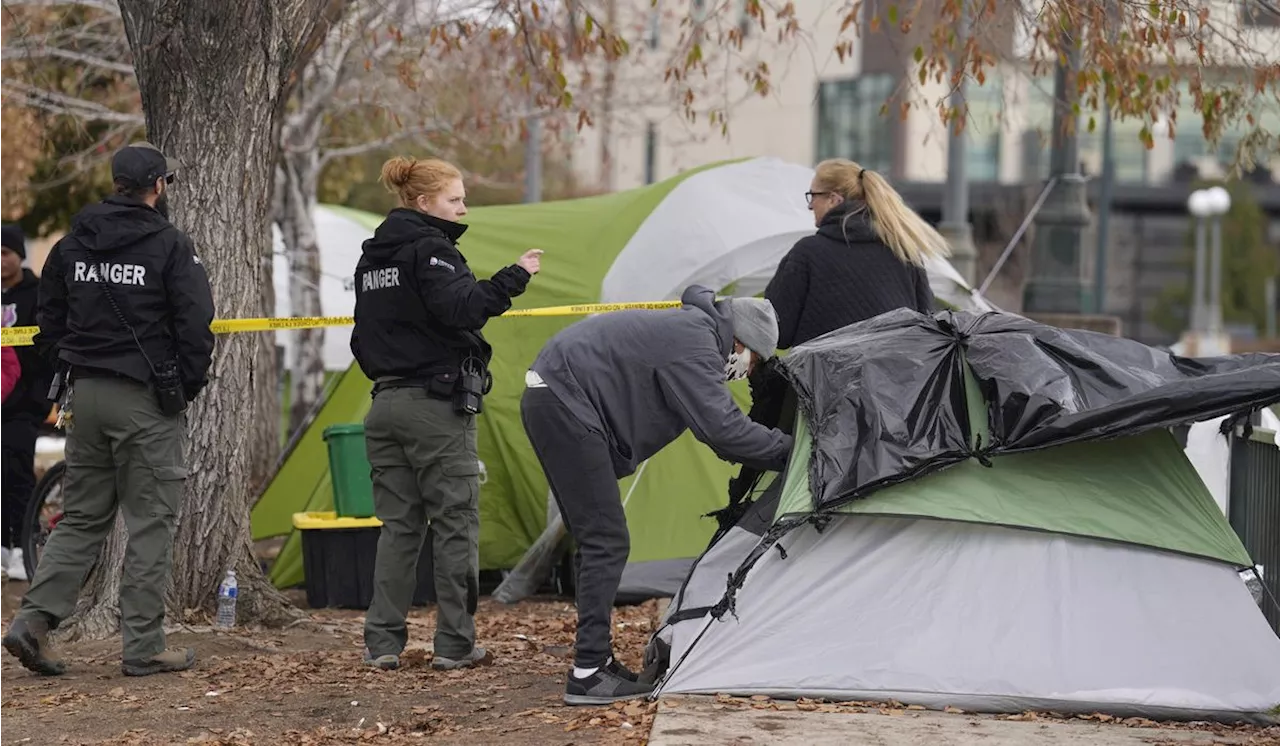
[271,208,371,372]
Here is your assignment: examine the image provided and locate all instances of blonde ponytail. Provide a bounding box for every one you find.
[813,159,952,266]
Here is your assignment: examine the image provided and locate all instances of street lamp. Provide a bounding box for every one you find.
[1186,186,1232,338]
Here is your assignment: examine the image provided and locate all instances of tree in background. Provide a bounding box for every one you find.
[4,0,611,438]
[274,0,419,438]
[2,0,1273,642]
[0,3,140,230]
[1153,180,1280,338]
[274,0,598,434]
[0,0,741,638]
[1,0,343,636]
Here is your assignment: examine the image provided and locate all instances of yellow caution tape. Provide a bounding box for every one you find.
[209,316,355,334]
[500,300,681,317]
[1,327,37,348]
[0,300,688,347]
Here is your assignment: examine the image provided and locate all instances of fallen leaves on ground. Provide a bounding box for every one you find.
[6,586,1280,746]
[2,597,665,746]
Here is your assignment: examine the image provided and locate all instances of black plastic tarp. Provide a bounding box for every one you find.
[958,312,1280,451]
[777,309,971,509]
[778,309,1280,511]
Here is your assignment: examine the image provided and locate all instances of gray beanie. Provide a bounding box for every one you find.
[726,297,779,360]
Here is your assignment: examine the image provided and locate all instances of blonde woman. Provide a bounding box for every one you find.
[728,159,952,504]
[351,156,542,672]
[768,158,951,349]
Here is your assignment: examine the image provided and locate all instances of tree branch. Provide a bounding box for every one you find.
[316,121,455,165]
[1,80,144,123]
[283,0,352,101]
[0,0,121,15]
[283,0,418,149]
[28,121,138,190]
[1,45,135,75]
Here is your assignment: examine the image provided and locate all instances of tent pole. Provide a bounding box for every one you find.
[1249,566,1280,621]
[978,177,1058,297]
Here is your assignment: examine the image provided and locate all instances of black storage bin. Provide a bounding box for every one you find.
[294,513,436,609]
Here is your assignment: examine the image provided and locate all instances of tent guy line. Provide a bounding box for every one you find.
[0,299,697,347]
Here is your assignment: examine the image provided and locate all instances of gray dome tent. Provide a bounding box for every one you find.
[647,309,1280,722]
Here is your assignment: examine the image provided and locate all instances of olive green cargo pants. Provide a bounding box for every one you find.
[19,375,187,661]
[362,387,480,659]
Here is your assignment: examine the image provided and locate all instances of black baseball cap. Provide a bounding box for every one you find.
[111,142,179,189]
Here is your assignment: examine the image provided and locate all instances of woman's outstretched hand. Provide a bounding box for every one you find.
[517,249,544,275]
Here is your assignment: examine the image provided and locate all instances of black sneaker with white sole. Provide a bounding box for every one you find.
[564,658,654,705]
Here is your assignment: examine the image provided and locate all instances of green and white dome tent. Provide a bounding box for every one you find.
[251,156,987,596]
[267,157,987,373]
[597,157,988,309]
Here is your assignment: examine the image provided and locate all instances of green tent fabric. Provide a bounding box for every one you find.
[776,414,1252,567]
[254,162,753,589]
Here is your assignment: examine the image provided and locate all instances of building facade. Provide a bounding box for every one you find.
[566,0,1280,346]
[569,0,1280,190]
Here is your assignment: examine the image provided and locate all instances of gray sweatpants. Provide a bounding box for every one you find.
[520,386,629,669]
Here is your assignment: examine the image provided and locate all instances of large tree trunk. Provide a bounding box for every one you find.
[250,252,281,496]
[276,146,327,438]
[59,0,339,639]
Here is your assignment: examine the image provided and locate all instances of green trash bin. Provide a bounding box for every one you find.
[323,424,376,518]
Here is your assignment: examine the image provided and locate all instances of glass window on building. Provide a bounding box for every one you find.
[814,74,895,173]
[1018,74,1057,181]
[1015,72,1154,183]
[1111,134,1149,183]
[965,79,1004,182]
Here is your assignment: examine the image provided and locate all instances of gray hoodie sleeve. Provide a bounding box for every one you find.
[657,352,794,471]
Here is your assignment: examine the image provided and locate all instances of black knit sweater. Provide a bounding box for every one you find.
[764,202,935,350]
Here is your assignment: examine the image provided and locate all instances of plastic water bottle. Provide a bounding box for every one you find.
[215,570,238,629]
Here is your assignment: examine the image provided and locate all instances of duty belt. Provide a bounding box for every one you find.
[370,377,429,397]
[71,365,136,381]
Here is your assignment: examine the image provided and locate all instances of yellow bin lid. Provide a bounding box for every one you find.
[291,511,383,530]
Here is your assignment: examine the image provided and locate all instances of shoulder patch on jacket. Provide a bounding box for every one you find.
[428,256,456,272]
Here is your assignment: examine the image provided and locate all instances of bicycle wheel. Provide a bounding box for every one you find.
[22,460,67,581]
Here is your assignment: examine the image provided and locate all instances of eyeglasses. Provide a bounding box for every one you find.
[804,190,832,207]
[164,172,176,185]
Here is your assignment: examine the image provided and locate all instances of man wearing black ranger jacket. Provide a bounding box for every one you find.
[3,142,214,679]
[351,156,541,673]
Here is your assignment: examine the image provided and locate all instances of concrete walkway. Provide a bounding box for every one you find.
[648,697,1266,746]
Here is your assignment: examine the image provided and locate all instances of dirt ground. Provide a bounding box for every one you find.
[0,580,658,745]
[5,579,1280,746]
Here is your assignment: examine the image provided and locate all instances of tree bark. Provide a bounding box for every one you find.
[60,0,340,638]
[250,251,281,497]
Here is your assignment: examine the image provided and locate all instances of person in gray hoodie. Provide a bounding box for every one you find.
[520,284,793,705]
